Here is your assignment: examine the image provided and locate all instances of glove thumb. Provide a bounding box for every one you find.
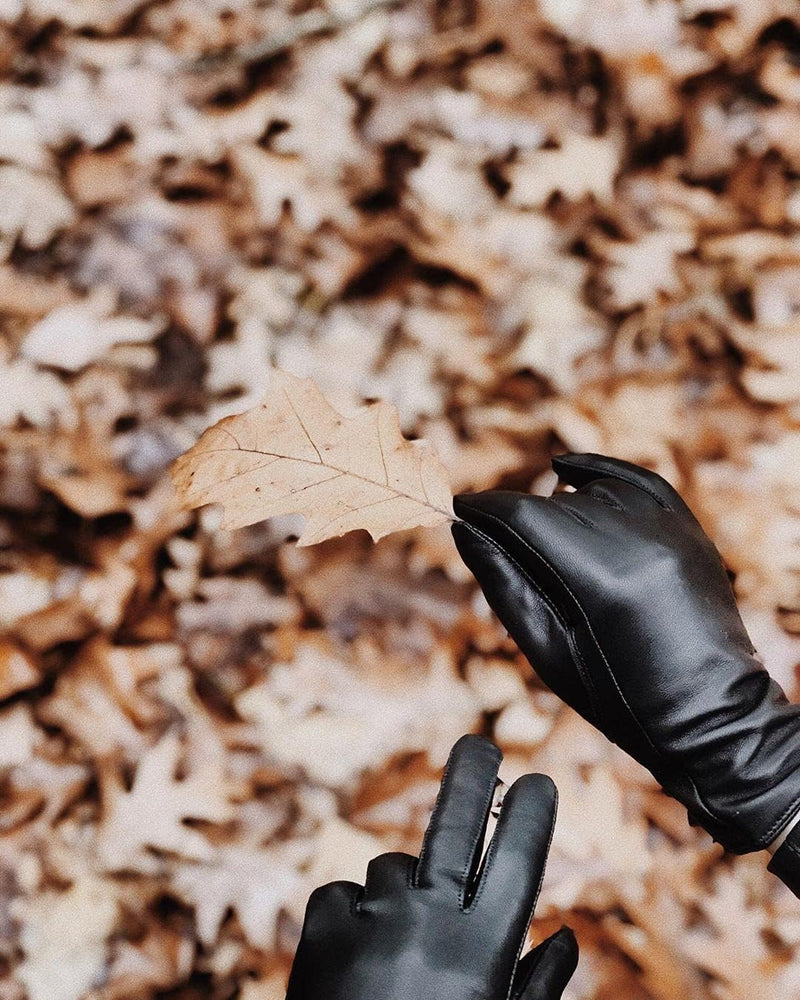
[512,926,578,1000]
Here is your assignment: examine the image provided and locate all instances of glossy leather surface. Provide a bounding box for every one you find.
[768,819,800,895]
[286,735,578,1000]
[452,454,800,856]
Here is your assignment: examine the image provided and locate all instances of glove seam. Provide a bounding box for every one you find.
[760,791,800,851]
[558,459,673,511]
[414,741,503,892]
[588,492,624,511]
[505,785,559,1000]
[463,776,524,913]
[465,508,667,760]
[414,747,457,888]
[461,519,602,720]
[459,764,505,911]
[548,500,595,528]
[564,628,602,726]
[464,507,731,838]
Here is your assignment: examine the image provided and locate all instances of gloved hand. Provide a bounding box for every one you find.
[451,454,800,888]
[286,734,578,1000]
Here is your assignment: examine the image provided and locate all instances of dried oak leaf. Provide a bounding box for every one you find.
[172,843,307,948]
[171,369,454,545]
[96,731,235,871]
[13,875,118,1000]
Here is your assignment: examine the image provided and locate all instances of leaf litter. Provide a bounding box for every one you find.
[2,2,800,998]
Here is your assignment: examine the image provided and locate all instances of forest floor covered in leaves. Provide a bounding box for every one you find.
[3,1,800,997]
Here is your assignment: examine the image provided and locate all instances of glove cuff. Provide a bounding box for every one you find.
[768,820,800,897]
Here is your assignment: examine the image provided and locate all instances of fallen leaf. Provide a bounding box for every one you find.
[105,924,194,998]
[0,641,40,700]
[96,731,235,871]
[236,640,479,786]
[240,975,288,1000]
[0,705,39,768]
[22,301,164,373]
[0,572,53,628]
[0,355,74,429]
[173,844,307,948]
[171,369,454,544]
[508,133,619,207]
[175,576,299,633]
[0,165,74,252]
[13,875,118,1000]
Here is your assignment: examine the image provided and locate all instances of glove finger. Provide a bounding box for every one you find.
[451,518,599,723]
[552,452,685,513]
[553,479,657,525]
[453,491,595,585]
[362,852,416,904]
[415,734,502,895]
[513,927,579,1000]
[287,882,362,999]
[471,773,556,933]
[301,881,361,937]
[547,487,626,528]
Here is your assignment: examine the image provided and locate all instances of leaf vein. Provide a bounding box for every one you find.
[283,385,323,463]
[376,412,389,487]
[189,447,449,517]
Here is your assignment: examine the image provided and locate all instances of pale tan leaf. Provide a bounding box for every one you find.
[170,369,454,545]
[13,875,118,1000]
[172,844,307,947]
[96,732,235,871]
[0,640,40,700]
[239,975,288,1000]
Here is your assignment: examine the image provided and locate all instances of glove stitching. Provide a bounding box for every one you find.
[564,628,602,725]
[463,787,506,913]
[465,776,554,917]
[563,461,673,511]
[414,742,503,892]
[505,785,559,1000]
[547,500,595,529]
[461,520,602,720]
[587,492,624,512]
[459,770,503,911]
[414,748,457,888]
[463,508,729,835]
[760,791,800,849]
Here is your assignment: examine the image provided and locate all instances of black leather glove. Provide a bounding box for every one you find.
[451,454,800,893]
[286,734,578,1000]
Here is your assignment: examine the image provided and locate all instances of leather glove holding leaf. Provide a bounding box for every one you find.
[286,735,578,1000]
[452,454,800,893]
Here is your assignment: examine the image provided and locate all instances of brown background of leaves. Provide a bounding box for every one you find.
[3,1,800,998]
